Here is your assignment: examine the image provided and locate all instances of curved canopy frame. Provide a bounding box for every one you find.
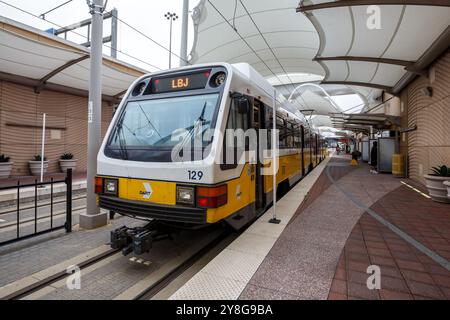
[0,16,146,103]
[298,0,450,94]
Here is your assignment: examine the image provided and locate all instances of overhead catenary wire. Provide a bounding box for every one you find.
[228,0,319,115]
[206,0,307,114]
[0,0,163,71]
[110,12,190,65]
[238,0,321,115]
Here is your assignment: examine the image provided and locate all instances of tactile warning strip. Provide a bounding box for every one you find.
[170,157,331,300]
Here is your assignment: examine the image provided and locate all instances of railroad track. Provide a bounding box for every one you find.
[1,227,236,300]
[2,247,120,300]
[134,230,234,300]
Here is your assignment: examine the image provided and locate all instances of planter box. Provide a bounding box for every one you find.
[29,161,49,176]
[424,174,450,203]
[59,159,77,173]
[0,162,13,179]
[444,181,450,203]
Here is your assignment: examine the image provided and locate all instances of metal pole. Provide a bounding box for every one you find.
[40,113,46,183]
[169,18,173,69]
[269,89,280,224]
[180,0,189,66]
[81,0,107,229]
[110,8,118,58]
[66,168,72,233]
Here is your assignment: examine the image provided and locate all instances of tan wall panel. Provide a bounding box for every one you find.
[405,50,450,185]
[66,95,89,120]
[65,118,87,145]
[0,81,114,177]
[69,144,87,172]
[1,82,37,114]
[0,110,37,145]
[37,90,68,118]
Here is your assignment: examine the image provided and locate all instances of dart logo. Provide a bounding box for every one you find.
[140,183,153,199]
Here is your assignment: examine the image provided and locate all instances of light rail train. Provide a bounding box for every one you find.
[96,63,326,236]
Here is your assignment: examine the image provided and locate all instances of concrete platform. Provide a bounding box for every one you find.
[170,156,330,300]
[170,154,450,300]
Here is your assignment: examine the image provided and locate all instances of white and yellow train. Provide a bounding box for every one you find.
[96,63,326,231]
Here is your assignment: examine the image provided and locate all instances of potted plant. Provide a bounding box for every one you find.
[59,153,77,173]
[444,180,450,203]
[29,155,48,176]
[0,154,13,179]
[424,165,450,203]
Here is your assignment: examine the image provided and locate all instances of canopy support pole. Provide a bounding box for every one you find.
[80,0,107,229]
[269,89,280,224]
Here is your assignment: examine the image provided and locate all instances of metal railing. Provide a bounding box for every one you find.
[0,169,73,247]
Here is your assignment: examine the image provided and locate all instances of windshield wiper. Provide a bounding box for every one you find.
[174,102,208,159]
[116,120,129,160]
[137,102,162,139]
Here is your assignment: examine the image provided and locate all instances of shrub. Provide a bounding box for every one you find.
[32,155,47,161]
[431,165,450,177]
[0,154,10,163]
[60,153,74,160]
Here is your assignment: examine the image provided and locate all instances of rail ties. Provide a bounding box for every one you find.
[3,248,119,300]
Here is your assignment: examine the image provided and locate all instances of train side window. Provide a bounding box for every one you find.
[286,122,294,148]
[294,123,301,148]
[227,99,249,131]
[276,116,287,148]
[221,98,249,170]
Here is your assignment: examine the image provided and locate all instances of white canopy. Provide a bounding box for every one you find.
[300,0,450,94]
[0,16,145,102]
[189,0,450,119]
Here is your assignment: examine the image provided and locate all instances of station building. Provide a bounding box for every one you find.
[0,4,449,188]
[0,16,144,177]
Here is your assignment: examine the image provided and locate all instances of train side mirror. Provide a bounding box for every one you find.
[236,98,250,114]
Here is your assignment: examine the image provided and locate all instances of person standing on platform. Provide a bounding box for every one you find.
[370,141,378,174]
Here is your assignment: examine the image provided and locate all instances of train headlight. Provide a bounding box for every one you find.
[209,72,226,88]
[104,178,118,196]
[176,186,195,205]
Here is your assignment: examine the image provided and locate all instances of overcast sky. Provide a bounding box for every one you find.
[0,0,201,71]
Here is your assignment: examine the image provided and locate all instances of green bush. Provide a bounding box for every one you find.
[32,155,47,161]
[60,153,74,160]
[0,154,10,163]
[431,165,450,177]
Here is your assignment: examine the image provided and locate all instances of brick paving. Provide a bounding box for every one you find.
[328,181,450,300]
[240,155,450,300]
[240,156,403,300]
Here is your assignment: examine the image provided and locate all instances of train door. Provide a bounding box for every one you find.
[315,135,319,164]
[301,125,305,176]
[253,99,265,212]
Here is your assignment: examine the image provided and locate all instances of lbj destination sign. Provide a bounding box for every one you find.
[151,70,211,93]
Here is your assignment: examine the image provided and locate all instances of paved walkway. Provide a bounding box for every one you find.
[328,178,450,300]
[239,155,450,300]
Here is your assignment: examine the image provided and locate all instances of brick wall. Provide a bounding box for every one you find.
[0,81,114,176]
[402,49,450,185]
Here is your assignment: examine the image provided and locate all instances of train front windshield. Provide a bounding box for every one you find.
[105,93,220,162]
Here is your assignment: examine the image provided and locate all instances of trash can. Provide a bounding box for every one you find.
[392,153,404,177]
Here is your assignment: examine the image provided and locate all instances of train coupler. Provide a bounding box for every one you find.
[110,222,173,256]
